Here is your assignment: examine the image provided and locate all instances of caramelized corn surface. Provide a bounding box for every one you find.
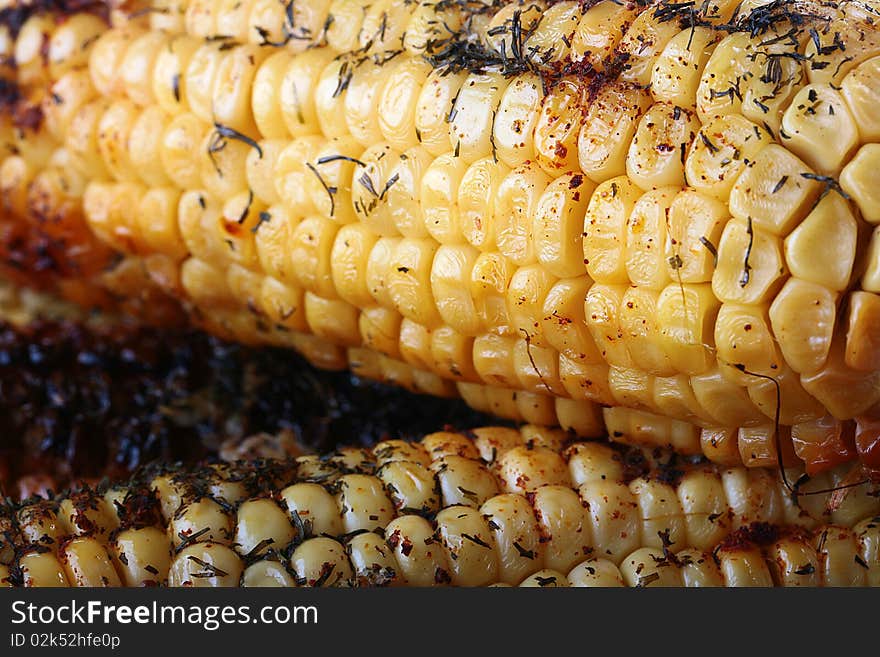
[3,425,879,587]
[2,1,880,474]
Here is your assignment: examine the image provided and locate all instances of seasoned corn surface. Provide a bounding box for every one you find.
[2,0,880,474]
[3,425,879,587]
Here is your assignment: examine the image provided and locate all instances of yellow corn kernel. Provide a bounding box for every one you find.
[523,0,580,67]
[571,0,636,71]
[685,114,770,202]
[656,282,719,375]
[492,73,543,168]
[583,176,640,284]
[378,57,432,152]
[491,161,548,264]
[627,103,699,191]
[712,217,786,305]
[626,186,679,290]
[784,193,858,292]
[841,56,880,141]
[841,144,880,225]
[651,27,717,108]
[414,68,468,156]
[729,144,823,236]
[579,83,652,183]
[768,278,836,374]
[448,72,508,164]
[620,286,676,376]
[780,84,859,176]
[696,32,752,121]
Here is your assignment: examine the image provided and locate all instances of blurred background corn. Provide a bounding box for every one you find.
[2,0,880,475]
[3,425,879,587]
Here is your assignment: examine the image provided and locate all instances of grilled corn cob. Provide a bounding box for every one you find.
[3,1,880,475]
[3,425,879,587]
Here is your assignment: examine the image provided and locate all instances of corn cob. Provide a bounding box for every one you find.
[3,0,880,475]
[2,425,878,587]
